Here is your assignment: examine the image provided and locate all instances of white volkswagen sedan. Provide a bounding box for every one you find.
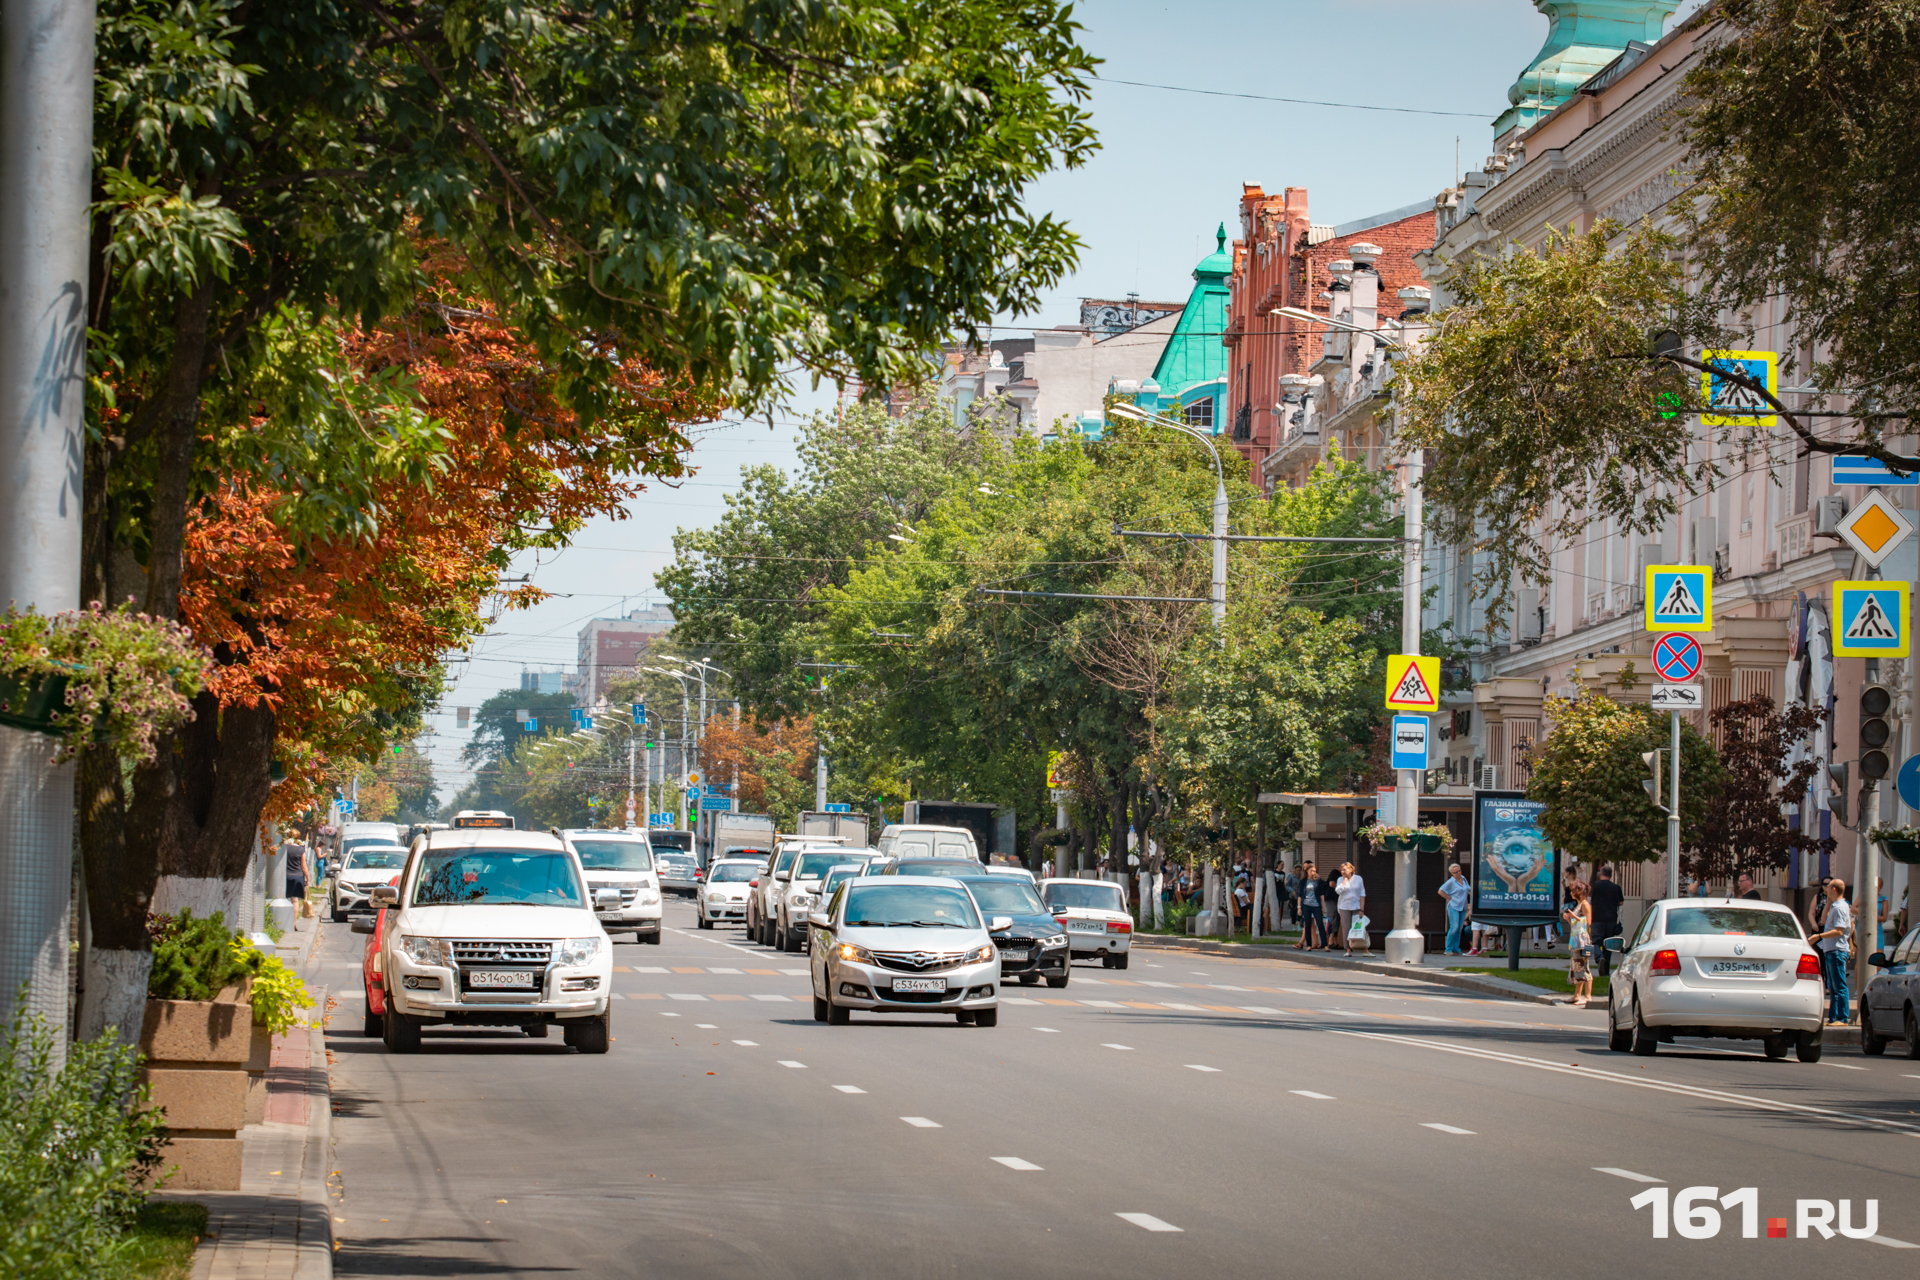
[697,858,761,929]
[330,844,408,920]
[1605,897,1825,1061]
[372,828,618,1053]
[1040,877,1133,969]
[808,877,1007,1026]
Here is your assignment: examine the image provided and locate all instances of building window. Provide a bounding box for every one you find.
[1182,397,1215,431]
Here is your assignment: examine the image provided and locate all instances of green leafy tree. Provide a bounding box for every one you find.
[1523,689,1725,868]
[1694,696,1833,881]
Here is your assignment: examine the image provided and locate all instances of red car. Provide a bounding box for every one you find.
[353,905,390,1037]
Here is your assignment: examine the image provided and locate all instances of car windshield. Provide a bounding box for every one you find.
[892,859,981,877]
[344,850,404,870]
[960,880,1048,914]
[793,851,856,880]
[1045,882,1125,912]
[652,834,692,853]
[1663,906,1805,939]
[708,863,759,883]
[411,849,584,907]
[341,836,398,858]
[843,884,981,929]
[571,838,652,871]
[821,869,860,894]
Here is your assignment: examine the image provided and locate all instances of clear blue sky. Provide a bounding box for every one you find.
[424,0,1695,796]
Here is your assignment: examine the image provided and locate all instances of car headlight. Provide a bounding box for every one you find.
[1044,934,1068,948]
[401,936,449,967]
[965,944,996,964]
[557,936,603,967]
[790,893,814,909]
[636,889,660,906]
[836,941,875,964]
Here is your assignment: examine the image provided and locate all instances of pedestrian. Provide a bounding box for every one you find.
[1877,876,1889,953]
[284,836,309,912]
[1232,876,1250,934]
[1296,862,1327,950]
[1437,863,1470,955]
[1589,865,1624,978]
[1335,861,1367,956]
[1807,878,1830,938]
[1736,872,1761,901]
[1562,879,1593,1007]
[1810,878,1854,1024]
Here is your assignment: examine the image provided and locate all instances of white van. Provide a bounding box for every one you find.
[876,824,979,861]
[556,828,663,945]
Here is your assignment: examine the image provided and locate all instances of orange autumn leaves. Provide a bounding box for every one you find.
[179,246,715,817]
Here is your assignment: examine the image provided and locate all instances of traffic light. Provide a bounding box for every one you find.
[1860,683,1893,780]
[1829,761,1850,826]
[1642,748,1667,812]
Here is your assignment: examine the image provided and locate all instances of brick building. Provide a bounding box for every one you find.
[1222,186,1434,487]
[576,605,675,703]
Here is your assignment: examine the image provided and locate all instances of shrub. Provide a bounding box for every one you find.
[145,910,312,1033]
[0,999,169,1279]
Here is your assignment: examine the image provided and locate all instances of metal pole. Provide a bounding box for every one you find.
[1385,448,1425,964]
[0,0,94,1041]
[1667,710,1682,899]
[680,683,690,830]
[815,737,828,812]
[1210,478,1228,636]
[1857,782,1879,1019]
[627,719,636,828]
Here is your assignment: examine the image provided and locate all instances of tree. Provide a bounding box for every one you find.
[698,714,818,831]
[1694,696,1833,881]
[1524,689,1725,869]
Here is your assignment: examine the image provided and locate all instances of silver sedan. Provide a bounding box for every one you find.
[808,877,1007,1026]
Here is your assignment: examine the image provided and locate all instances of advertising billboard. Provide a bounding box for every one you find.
[1470,790,1560,924]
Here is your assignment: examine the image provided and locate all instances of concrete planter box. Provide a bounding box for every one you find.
[139,985,253,1190]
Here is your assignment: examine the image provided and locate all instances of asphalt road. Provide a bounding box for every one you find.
[319,898,1920,1277]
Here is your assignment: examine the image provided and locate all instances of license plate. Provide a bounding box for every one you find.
[1068,919,1103,931]
[471,970,535,988]
[1709,960,1769,975]
[892,978,946,994]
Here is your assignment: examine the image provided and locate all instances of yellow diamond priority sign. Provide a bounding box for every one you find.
[1384,654,1442,712]
[1835,491,1913,569]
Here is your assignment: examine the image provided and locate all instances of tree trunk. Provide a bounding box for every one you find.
[142,280,214,621]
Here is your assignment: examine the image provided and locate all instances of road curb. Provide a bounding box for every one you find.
[1134,935,1578,1005]
[297,1005,334,1280]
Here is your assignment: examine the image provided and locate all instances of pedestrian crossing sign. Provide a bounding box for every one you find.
[1832,580,1909,657]
[1700,349,1777,427]
[1384,654,1442,712]
[1643,565,1713,633]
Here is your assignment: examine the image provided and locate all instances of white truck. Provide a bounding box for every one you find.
[697,810,776,867]
[796,810,871,845]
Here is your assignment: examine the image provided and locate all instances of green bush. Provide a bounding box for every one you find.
[0,998,169,1279]
[144,911,249,1003]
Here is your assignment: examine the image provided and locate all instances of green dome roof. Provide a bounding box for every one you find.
[1193,223,1231,280]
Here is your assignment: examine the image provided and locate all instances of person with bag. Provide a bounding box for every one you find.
[1810,878,1854,1024]
[1561,879,1593,1007]
[1335,862,1367,956]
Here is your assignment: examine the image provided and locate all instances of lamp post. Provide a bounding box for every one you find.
[644,666,695,828]
[1275,305,1426,965]
[1105,402,1228,635]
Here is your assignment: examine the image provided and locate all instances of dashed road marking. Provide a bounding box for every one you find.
[695,1023,717,1029]
[732,1039,758,1046]
[778,1060,806,1069]
[1421,1123,1475,1135]
[901,1116,941,1128]
[991,1157,1043,1171]
[1102,1044,1134,1051]
[1185,1064,1221,1073]
[1033,1027,1061,1034]
[708,967,741,974]
[1116,1213,1182,1233]
[749,994,790,1002]
[1593,1167,1662,1183]
[833,1085,866,1094]
[667,994,708,1001]
[1290,1090,1335,1099]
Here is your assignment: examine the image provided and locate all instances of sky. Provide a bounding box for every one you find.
[422,0,1696,799]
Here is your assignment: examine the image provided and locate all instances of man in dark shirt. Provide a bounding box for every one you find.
[1736,872,1762,900]
[1589,864,1626,976]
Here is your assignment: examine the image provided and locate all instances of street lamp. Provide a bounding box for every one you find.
[644,665,697,829]
[1105,401,1228,634]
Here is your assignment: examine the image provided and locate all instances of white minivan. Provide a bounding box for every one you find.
[557,828,663,945]
[877,824,978,861]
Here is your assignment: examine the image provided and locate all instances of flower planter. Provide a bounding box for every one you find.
[1881,838,1920,866]
[138,984,252,1190]
[1412,833,1445,854]
[1376,834,1414,853]
[0,670,68,736]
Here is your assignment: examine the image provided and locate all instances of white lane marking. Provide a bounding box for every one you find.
[1141,981,1180,988]
[1347,992,1392,1000]
[1163,1003,1207,1012]
[1003,997,1043,1006]
[749,994,790,1002]
[667,993,708,1001]
[1869,1234,1919,1248]
[1824,1063,1868,1071]
[901,1116,942,1128]
[634,966,670,973]
[991,1157,1043,1171]
[1185,1064,1222,1073]
[1422,1123,1475,1135]
[1033,1027,1061,1034]
[1279,988,1319,996]
[778,1060,806,1069]
[1904,1074,1920,1080]
[779,968,808,976]
[1076,977,1108,985]
[664,926,777,959]
[1290,1090,1335,1100]
[1330,1029,1920,1138]
[1116,1213,1183,1233]
[1238,1006,1285,1015]
[707,967,742,974]
[1188,972,1210,976]
[658,1011,680,1017]
[732,1039,758,1046]
[833,1085,866,1094]
[1102,1044,1134,1051]
[695,1023,717,1029]
[1403,1015,1456,1024]
[1080,1000,1126,1009]
[1208,984,1253,992]
[1593,1167,1663,1183]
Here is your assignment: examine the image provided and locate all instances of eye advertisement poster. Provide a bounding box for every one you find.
[1470,791,1560,924]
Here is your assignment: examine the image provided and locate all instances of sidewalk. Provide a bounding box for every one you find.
[160,913,335,1280]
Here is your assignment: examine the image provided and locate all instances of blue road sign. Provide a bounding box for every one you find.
[1832,455,1920,487]
[1833,580,1910,657]
[522,719,537,731]
[1389,715,1429,771]
[1645,566,1712,632]
[823,803,852,813]
[1653,632,1703,683]
[632,703,646,725]
[699,796,733,811]
[1900,755,1920,813]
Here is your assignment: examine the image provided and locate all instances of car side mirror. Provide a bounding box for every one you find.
[1602,937,1623,952]
[350,917,375,935]
[749,878,760,888]
[1051,907,1068,917]
[594,888,622,910]
[370,885,398,907]
[775,870,790,882]
[1868,950,1890,968]
[990,916,1013,933]
[808,912,831,929]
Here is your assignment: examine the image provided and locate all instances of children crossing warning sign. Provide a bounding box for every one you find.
[1832,580,1909,657]
[1643,564,1713,633]
[1384,653,1442,712]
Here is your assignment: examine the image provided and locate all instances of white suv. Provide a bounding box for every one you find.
[557,828,663,945]
[772,848,879,952]
[371,828,617,1053]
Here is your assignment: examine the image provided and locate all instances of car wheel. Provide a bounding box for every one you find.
[1606,996,1632,1053]
[361,1007,383,1038]
[827,998,850,1026]
[1630,999,1658,1056]
[974,1008,999,1028]
[1795,1029,1823,1063]
[332,901,346,923]
[785,924,805,954]
[1018,974,1039,986]
[524,1022,549,1038]
[1863,1017,1888,1056]
[697,913,712,930]
[565,1015,611,1055]
[1100,954,1115,969]
[1905,1006,1920,1060]
[1762,1033,1790,1060]
[644,931,661,945]
[1113,953,1129,971]
[1045,975,1069,990]
[813,994,829,1023]
[387,1010,422,1054]
[957,1010,977,1025]
[772,922,787,952]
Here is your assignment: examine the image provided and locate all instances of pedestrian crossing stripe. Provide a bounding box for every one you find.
[1384,654,1442,712]
[1642,564,1712,633]
[1833,580,1909,657]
